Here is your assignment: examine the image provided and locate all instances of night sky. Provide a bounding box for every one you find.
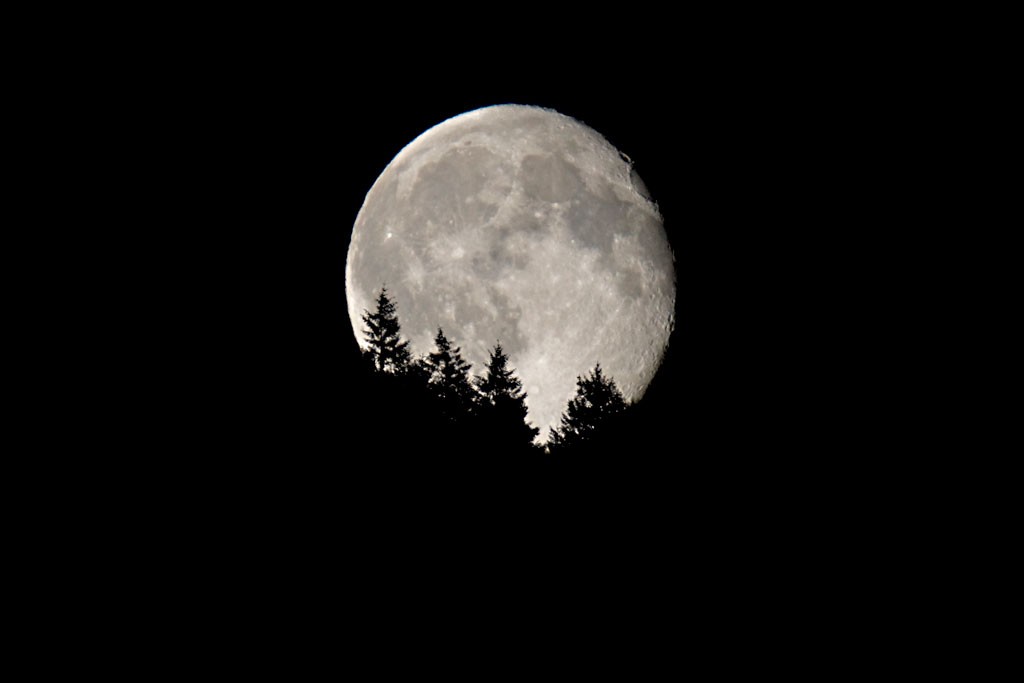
[162,36,840,514]
[82,19,886,650]
[209,74,778,468]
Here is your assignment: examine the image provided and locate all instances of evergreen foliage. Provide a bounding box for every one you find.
[359,288,634,459]
[475,343,540,451]
[548,363,628,453]
[420,329,477,423]
[361,287,411,374]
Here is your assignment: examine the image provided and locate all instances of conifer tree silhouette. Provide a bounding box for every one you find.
[475,343,539,451]
[361,286,411,374]
[420,328,476,423]
[548,363,628,453]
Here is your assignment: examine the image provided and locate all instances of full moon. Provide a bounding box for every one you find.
[346,104,675,441]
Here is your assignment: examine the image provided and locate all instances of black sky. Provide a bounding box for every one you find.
[153,25,860,517]
[71,17,904,641]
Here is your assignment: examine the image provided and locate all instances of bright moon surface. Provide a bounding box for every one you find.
[347,105,675,441]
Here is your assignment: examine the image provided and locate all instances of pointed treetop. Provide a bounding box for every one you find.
[474,341,539,447]
[434,328,452,351]
[548,362,628,451]
[476,342,525,403]
[361,285,411,374]
[421,327,476,422]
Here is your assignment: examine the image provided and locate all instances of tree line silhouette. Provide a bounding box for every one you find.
[357,286,631,460]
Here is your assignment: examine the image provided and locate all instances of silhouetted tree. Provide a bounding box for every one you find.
[475,343,539,452]
[548,363,628,453]
[420,328,477,423]
[361,286,411,374]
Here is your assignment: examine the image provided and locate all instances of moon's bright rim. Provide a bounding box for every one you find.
[347,105,675,441]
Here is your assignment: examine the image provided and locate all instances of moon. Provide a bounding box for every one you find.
[346,104,675,441]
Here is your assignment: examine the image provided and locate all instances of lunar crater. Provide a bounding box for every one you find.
[520,153,583,203]
[630,166,652,200]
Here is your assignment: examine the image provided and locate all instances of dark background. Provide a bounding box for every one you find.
[104,18,885,556]
[154,47,844,510]
[62,20,906,653]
